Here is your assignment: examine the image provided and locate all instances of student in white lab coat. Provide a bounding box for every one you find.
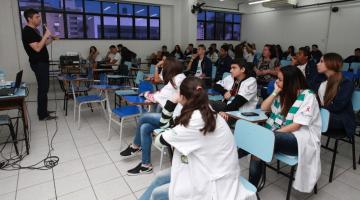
[140,77,256,200]
[247,65,322,192]
[120,57,186,176]
[210,58,258,121]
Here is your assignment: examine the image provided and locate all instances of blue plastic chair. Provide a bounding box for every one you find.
[266,79,276,95]
[342,71,354,80]
[342,63,350,71]
[280,60,291,67]
[124,61,132,70]
[352,90,360,112]
[234,120,274,196]
[115,71,145,97]
[350,62,360,73]
[149,64,156,75]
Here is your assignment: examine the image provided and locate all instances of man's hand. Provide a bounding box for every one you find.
[219,112,229,121]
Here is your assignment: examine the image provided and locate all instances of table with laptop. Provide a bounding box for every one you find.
[0,70,30,154]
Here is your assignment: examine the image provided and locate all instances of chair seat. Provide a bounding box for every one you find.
[275,153,298,166]
[112,106,146,118]
[323,129,347,139]
[76,95,104,103]
[0,115,10,125]
[208,95,223,101]
[240,176,257,193]
[115,90,138,96]
[107,75,129,79]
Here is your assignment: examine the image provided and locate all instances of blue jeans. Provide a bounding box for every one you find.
[239,132,298,187]
[139,169,170,200]
[133,112,161,164]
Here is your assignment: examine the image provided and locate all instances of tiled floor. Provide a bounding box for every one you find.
[0,82,360,200]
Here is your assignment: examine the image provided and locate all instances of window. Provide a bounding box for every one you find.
[197,10,241,41]
[18,0,160,40]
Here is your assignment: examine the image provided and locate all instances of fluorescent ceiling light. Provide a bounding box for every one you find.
[103,6,111,11]
[136,9,144,13]
[248,0,271,5]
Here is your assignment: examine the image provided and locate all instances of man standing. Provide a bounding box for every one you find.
[215,44,233,81]
[22,9,56,121]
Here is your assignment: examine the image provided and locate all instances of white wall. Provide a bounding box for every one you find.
[240,0,360,57]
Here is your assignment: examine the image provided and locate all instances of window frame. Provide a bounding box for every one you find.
[197,10,241,41]
[18,0,160,40]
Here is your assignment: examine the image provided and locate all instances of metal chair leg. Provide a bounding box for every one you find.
[325,137,331,147]
[351,136,356,170]
[8,123,19,156]
[277,160,280,174]
[286,166,296,200]
[314,184,318,194]
[329,139,339,182]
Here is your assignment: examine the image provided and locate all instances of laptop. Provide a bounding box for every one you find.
[0,70,23,96]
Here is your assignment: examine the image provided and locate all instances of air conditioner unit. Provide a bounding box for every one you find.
[262,0,297,8]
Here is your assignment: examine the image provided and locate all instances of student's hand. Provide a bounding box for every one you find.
[219,112,229,121]
[156,60,164,68]
[224,91,231,100]
[44,26,52,39]
[191,54,198,60]
[291,56,297,65]
[274,81,282,93]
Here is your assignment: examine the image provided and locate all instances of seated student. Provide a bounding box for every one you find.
[105,45,121,65]
[170,45,184,60]
[244,65,321,193]
[187,44,212,79]
[228,44,235,59]
[139,77,255,200]
[255,44,279,98]
[161,45,169,57]
[120,58,186,175]
[243,43,255,63]
[214,44,233,81]
[293,47,325,92]
[118,44,137,65]
[283,45,295,60]
[344,48,360,64]
[317,53,356,138]
[184,43,194,58]
[274,44,283,60]
[207,46,219,64]
[87,46,102,68]
[311,44,322,63]
[211,59,258,119]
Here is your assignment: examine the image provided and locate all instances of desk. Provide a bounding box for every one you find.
[122,95,153,106]
[0,88,30,154]
[226,109,268,123]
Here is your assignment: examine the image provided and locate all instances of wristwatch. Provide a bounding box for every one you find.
[271,91,278,97]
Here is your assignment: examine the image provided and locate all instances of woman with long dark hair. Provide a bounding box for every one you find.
[246,65,321,193]
[120,57,186,175]
[317,53,355,138]
[170,45,184,60]
[139,77,256,200]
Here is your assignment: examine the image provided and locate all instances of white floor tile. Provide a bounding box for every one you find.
[307,190,339,200]
[336,170,360,191]
[53,159,85,179]
[57,187,97,200]
[87,164,121,185]
[18,169,53,189]
[93,177,132,200]
[115,194,137,200]
[16,181,55,200]
[123,173,155,192]
[322,180,360,200]
[54,171,91,197]
[77,142,106,158]
[82,153,112,170]
[0,192,16,200]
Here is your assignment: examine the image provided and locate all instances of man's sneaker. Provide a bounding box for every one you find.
[120,145,141,157]
[127,163,153,176]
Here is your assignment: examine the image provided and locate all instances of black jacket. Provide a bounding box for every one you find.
[304,60,326,92]
[190,56,213,78]
[215,55,233,81]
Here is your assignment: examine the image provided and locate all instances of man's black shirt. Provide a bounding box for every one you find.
[22,25,49,64]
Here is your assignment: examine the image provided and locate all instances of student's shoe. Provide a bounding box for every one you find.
[120,145,141,157]
[39,115,57,121]
[127,163,153,176]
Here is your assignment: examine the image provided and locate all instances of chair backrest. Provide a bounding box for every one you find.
[234,120,275,162]
[99,73,107,85]
[149,64,156,75]
[342,63,350,71]
[134,71,145,86]
[138,80,154,94]
[350,62,360,73]
[352,90,360,112]
[211,65,217,80]
[222,72,231,80]
[320,108,330,133]
[124,61,132,70]
[87,67,93,80]
[267,79,276,95]
[342,71,354,79]
[280,60,291,67]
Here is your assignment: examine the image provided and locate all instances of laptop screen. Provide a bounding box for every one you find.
[14,70,23,89]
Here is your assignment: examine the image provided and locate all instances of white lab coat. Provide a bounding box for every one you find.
[291,93,322,192]
[216,76,258,112]
[162,111,256,200]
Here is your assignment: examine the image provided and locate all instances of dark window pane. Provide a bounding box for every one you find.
[149,6,160,18]
[103,16,118,39]
[134,5,148,17]
[67,14,83,38]
[135,18,148,39]
[120,17,133,39]
[225,24,232,40]
[215,23,224,40]
[119,3,133,16]
[205,22,214,40]
[45,12,65,38]
[65,0,83,12]
[85,0,100,14]
[20,11,43,35]
[215,12,224,22]
[225,13,233,23]
[19,0,41,10]
[44,0,63,11]
[234,14,241,23]
[86,15,101,39]
[206,11,215,21]
[233,24,241,40]
[150,19,159,40]
[102,2,118,15]
[197,11,205,21]
[197,22,205,40]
